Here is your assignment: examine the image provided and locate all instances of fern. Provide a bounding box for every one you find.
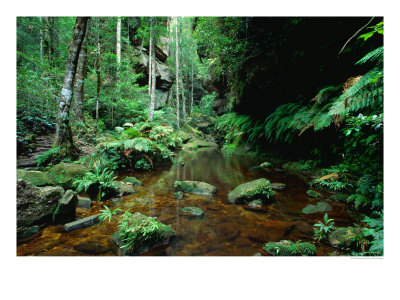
[355,46,383,65]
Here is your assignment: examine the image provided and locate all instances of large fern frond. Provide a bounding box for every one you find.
[355,46,383,65]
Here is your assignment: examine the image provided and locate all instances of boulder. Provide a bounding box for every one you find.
[111,212,176,255]
[174,180,216,195]
[260,162,273,171]
[52,190,78,224]
[316,172,340,182]
[228,178,274,204]
[17,169,56,187]
[113,181,136,196]
[64,214,101,232]
[302,201,332,214]
[306,189,322,198]
[77,196,92,208]
[328,227,364,250]
[122,176,142,186]
[181,207,204,216]
[17,180,64,239]
[271,183,286,190]
[49,163,89,188]
[262,240,316,256]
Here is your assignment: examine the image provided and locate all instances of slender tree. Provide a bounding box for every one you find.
[149,17,157,121]
[175,17,180,128]
[191,61,194,114]
[94,38,101,134]
[72,21,89,122]
[53,17,89,157]
[179,22,186,121]
[148,18,153,95]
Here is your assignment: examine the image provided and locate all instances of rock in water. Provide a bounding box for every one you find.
[174,191,184,200]
[52,190,78,224]
[328,227,364,250]
[122,176,142,186]
[263,240,316,256]
[174,181,216,195]
[77,196,92,208]
[271,183,286,190]
[306,189,322,198]
[302,201,332,214]
[181,207,204,216]
[113,181,136,196]
[17,169,56,187]
[64,214,101,232]
[228,178,274,204]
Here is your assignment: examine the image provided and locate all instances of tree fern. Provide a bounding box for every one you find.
[355,46,383,65]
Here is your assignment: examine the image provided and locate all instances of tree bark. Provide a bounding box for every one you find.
[116,17,121,64]
[179,23,186,121]
[72,21,89,123]
[175,17,180,129]
[148,18,153,95]
[95,40,101,135]
[149,18,157,121]
[191,62,194,114]
[53,17,89,158]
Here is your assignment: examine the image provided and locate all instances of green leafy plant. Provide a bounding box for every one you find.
[313,213,335,242]
[313,178,353,191]
[99,205,122,223]
[134,158,152,171]
[73,167,117,202]
[36,147,64,169]
[361,211,383,256]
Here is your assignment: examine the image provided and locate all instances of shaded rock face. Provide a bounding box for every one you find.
[302,201,332,214]
[64,214,100,232]
[17,180,64,239]
[228,178,274,204]
[174,181,217,195]
[52,190,78,225]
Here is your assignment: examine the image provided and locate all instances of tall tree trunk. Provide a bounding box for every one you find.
[113,16,122,128]
[54,17,89,158]
[179,23,186,121]
[175,17,180,129]
[149,18,157,121]
[191,62,194,114]
[95,40,101,135]
[148,18,153,95]
[39,17,43,63]
[72,21,89,123]
[116,17,121,65]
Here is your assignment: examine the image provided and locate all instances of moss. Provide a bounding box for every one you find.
[181,207,204,216]
[263,240,316,256]
[228,178,274,204]
[17,169,56,187]
[49,162,89,189]
[302,201,332,214]
[174,181,216,195]
[122,176,142,186]
[306,189,322,198]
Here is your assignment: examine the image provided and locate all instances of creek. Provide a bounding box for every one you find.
[17,147,356,256]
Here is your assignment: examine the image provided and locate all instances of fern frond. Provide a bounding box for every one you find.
[355,46,383,65]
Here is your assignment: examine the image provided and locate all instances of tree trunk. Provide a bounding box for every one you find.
[95,40,101,135]
[180,76,186,121]
[191,62,194,114]
[72,21,89,123]
[148,18,153,95]
[116,17,121,65]
[175,17,180,129]
[39,17,43,63]
[149,18,157,121]
[54,17,89,158]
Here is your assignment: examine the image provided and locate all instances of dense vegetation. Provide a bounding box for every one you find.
[17,16,383,256]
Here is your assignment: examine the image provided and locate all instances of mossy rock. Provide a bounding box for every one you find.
[176,130,192,143]
[260,162,273,170]
[52,190,78,225]
[328,227,364,250]
[228,178,274,204]
[122,176,142,186]
[113,181,136,196]
[182,140,218,151]
[49,162,89,189]
[263,240,316,256]
[111,212,176,256]
[181,123,205,139]
[307,189,322,198]
[302,201,332,214]
[181,207,204,216]
[174,191,184,200]
[174,180,216,195]
[17,169,56,187]
[330,193,348,202]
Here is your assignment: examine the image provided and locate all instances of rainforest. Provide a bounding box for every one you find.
[16,16,384,257]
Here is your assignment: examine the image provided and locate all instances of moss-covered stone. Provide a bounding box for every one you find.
[306,189,322,198]
[302,201,332,214]
[49,162,89,189]
[263,240,316,256]
[52,190,78,224]
[182,140,218,151]
[328,227,364,250]
[228,178,274,204]
[17,169,56,187]
[174,180,216,195]
[260,162,273,170]
[111,212,176,256]
[122,176,142,186]
[113,181,136,196]
[330,193,348,202]
[181,207,204,216]
[174,191,184,200]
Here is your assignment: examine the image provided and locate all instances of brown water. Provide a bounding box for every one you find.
[17,148,355,256]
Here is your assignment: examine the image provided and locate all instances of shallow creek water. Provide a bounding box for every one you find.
[17,148,356,256]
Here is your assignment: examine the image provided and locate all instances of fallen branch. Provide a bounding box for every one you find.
[338,17,375,55]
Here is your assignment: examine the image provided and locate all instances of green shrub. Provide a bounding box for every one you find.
[36,148,64,169]
[134,158,151,171]
[313,213,336,242]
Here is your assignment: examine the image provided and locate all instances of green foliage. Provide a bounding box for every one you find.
[313,178,352,191]
[134,158,152,171]
[117,211,175,252]
[361,211,383,256]
[99,205,122,223]
[36,148,64,169]
[263,240,316,256]
[313,213,336,242]
[73,167,117,202]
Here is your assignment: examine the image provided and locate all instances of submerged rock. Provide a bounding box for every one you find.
[122,176,142,186]
[228,178,274,204]
[306,189,322,198]
[174,191,184,200]
[271,183,286,190]
[260,162,273,171]
[113,181,136,196]
[262,240,316,256]
[216,222,240,240]
[302,201,332,214]
[181,207,204,216]
[245,199,266,212]
[64,214,101,232]
[52,190,78,224]
[111,212,176,256]
[17,169,56,187]
[174,180,216,195]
